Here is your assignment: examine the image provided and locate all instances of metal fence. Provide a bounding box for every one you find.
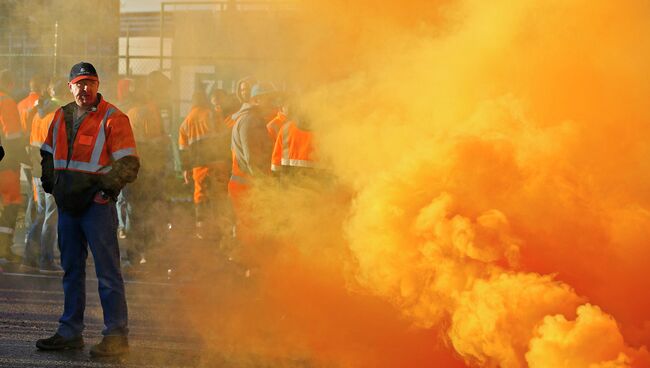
[122,1,296,117]
[0,1,296,176]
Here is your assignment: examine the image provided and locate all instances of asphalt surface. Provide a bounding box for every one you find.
[0,266,204,368]
[1,195,315,367]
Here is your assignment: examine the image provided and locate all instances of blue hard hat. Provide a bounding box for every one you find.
[250,82,277,98]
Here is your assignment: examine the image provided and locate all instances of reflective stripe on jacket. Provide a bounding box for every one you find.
[42,98,137,174]
[178,105,228,170]
[40,97,139,213]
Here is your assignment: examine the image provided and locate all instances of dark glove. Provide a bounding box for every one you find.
[40,151,54,193]
[42,176,53,194]
[99,175,122,200]
[99,156,140,199]
[0,145,4,161]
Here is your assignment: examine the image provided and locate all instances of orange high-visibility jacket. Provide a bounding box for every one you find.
[0,92,23,140]
[17,91,39,133]
[127,102,164,143]
[0,91,25,169]
[29,100,62,177]
[178,105,227,170]
[271,120,315,172]
[41,99,137,174]
[128,102,167,172]
[30,105,54,149]
[224,115,236,129]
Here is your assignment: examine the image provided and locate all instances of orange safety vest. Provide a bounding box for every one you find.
[178,105,229,170]
[0,92,23,141]
[224,115,236,129]
[127,102,164,143]
[17,91,39,133]
[271,120,315,171]
[0,91,25,169]
[178,105,217,151]
[30,107,55,150]
[41,99,137,174]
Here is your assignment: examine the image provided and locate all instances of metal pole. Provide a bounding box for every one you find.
[21,34,26,88]
[126,24,131,76]
[159,2,165,70]
[53,21,59,77]
[8,33,12,71]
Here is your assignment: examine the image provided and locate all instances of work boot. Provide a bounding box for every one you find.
[36,333,84,350]
[39,262,64,276]
[1,235,21,263]
[0,234,17,263]
[19,260,39,273]
[89,335,129,357]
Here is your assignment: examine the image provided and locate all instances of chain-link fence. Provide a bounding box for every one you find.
[121,1,296,116]
[0,0,296,179]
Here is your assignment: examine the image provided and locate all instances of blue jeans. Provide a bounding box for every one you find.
[22,165,34,230]
[24,178,57,267]
[56,197,129,338]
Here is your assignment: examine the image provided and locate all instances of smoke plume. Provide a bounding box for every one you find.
[178,0,650,367]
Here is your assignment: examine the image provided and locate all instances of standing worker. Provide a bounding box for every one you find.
[270,100,316,176]
[179,88,230,239]
[228,82,277,246]
[17,74,48,133]
[0,69,26,265]
[35,62,139,357]
[21,78,69,274]
[124,81,167,264]
[17,74,48,235]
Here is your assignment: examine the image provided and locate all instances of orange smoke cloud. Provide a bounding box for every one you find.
[176,0,650,367]
[527,304,650,368]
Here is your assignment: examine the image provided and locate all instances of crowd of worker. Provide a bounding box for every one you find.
[0,67,317,276]
[0,62,318,356]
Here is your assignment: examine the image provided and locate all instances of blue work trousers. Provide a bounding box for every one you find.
[56,197,129,339]
[24,178,57,267]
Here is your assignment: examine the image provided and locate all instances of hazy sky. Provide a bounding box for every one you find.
[121,0,207,13]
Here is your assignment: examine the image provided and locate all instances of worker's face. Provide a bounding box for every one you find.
[252,94,274,109]
[239,82,252,102]
[211,93,224,108]
[69,79,99,108]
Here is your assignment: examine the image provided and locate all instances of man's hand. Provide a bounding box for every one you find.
[183,170,190,185]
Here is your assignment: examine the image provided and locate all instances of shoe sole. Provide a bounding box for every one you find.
[39,270,64,275]
[20,265,40,272]
[89,348,129,357]
[36,341,84,350]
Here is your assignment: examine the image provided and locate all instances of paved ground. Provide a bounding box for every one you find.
[0,266,204,368]
[1,192,316,367]
[0,196,230,367]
